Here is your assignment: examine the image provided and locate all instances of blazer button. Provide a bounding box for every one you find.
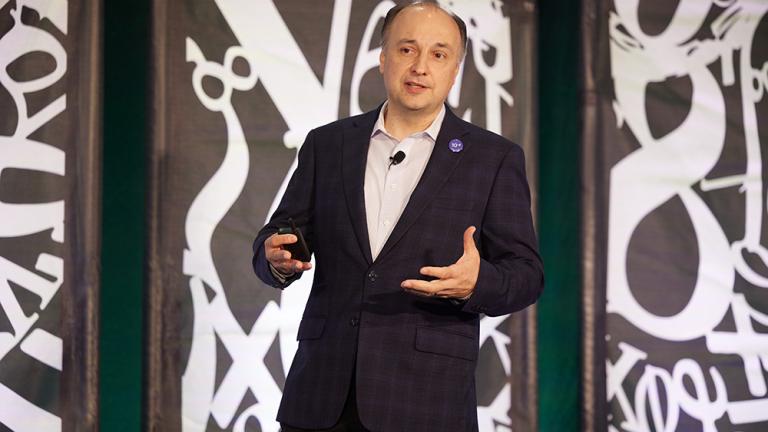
[367,271,378,282]
[349,317,359,327]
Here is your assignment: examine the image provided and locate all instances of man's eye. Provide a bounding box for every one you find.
[435,52,447,59]
[400,47,413,54]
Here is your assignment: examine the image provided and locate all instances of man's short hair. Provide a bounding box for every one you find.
[380,1,468,58]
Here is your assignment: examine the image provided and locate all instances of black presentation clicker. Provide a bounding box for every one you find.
[277,218,311,263]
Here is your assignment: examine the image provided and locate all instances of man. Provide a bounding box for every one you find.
[252,2,543,431]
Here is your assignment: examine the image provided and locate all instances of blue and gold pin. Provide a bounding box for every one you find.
[448,138,464,153]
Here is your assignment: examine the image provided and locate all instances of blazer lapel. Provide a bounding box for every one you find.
[375,108,471,262]
[341,107,380,265]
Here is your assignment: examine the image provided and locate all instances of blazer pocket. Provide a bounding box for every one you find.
[297,317,326,340]
[414,326,478,361]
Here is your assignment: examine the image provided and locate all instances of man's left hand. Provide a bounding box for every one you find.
[401,226,480,299]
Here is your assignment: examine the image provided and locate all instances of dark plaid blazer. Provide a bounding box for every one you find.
[253,105,543,432]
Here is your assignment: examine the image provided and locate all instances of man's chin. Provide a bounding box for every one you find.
[402,101,435,112]
[387,97,439,116]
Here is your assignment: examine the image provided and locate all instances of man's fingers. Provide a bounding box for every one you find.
[400,228,480,298]
[401,281,438,298]
[401,279,430,291]
[401,280,466,298]
[265,234,279,248]
[278,259,313,274]
[268,249,292,262]
[462,226,477,254]
[292,261,312,271]
[265,233,312,274]
[419,266,450,279]
[268,233,297,248]
[401,278,450,292]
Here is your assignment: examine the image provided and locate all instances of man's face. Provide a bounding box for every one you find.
[379,6,462,118]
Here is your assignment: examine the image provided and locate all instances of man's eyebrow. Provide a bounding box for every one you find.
[396,39,455,51]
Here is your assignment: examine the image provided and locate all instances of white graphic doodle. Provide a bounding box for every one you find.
[0,0,68,431]
[606,0,768,429]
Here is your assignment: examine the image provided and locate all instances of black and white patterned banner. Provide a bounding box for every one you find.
[583,0,768,430]
[0,0,100,431]
[147,1,538,431]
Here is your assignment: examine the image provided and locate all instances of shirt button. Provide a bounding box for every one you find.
[350,317,359,327]
[368,271,378,281]
[383,219,391,226]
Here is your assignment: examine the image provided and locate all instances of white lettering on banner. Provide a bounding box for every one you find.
[607,342,647,431]
[0,0,68,431]
[0,383,61,431]
[182,1,516,431]
[440,0,514,133]
[608,343,729,432]
[350,1,395,117]
[606,0,768,430]
[706,294,768,397]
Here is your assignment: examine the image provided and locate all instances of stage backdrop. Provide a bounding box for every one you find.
[0,0,101,431]
[582,0,768,431]
[146,1,538,431]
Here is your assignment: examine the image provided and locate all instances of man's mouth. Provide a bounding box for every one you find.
[405,81,428,90]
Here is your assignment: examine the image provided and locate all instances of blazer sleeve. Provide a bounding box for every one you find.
[252,130,317,289]
[461,143,544,316]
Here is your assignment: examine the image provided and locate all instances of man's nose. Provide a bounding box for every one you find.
[410,52,429,75]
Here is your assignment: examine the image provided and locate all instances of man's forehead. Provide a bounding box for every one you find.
[389,5,462,45]
[393,4,456,27]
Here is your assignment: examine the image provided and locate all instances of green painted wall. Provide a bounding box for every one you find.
[101,0,148,430]
[537,0,582,430]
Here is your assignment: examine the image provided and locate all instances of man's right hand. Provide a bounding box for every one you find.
[265,233,312,275]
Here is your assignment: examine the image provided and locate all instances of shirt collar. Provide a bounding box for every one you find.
[371,101,446,142]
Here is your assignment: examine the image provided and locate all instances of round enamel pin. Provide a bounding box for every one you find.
[448,138,464,153]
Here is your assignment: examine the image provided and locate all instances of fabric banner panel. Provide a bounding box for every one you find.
[147,1,538,431]
[582,0,768,431]
[0,0,101,431]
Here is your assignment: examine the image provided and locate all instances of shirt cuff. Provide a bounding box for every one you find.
[448,291,473,306]
[458,291,473,301]
[269,263,295,284]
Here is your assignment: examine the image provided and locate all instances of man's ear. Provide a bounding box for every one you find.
[453,62,460,77]
[379,49,386,74]
[449,61,461,86]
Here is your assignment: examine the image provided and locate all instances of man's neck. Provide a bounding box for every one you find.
[383,104,442,141]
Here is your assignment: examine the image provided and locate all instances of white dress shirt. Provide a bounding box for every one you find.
[364,102,445,260]
[271,102,445,280]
